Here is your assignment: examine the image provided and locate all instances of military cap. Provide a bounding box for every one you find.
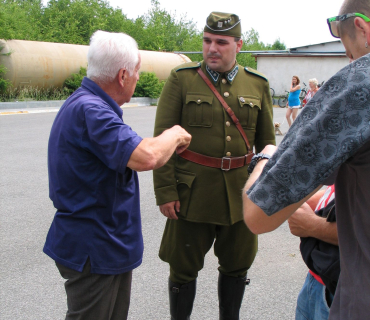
[204,12,241,37]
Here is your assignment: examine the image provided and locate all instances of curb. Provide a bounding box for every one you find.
[0,97,158,115]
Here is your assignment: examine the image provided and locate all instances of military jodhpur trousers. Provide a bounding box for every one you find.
[159,218,258,284]
[56,259,132,320]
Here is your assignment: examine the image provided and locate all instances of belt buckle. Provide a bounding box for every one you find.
[221,157,231,171]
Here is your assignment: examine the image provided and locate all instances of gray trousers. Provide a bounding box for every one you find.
[56,259,132,320]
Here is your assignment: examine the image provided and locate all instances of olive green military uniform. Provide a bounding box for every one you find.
[154,11,276,319]
[153,60,275,283]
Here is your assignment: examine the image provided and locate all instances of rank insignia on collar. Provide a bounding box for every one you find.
[206,65,220,83]
[227,65,239,82]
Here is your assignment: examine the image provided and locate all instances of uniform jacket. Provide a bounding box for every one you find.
[153,61,275,225]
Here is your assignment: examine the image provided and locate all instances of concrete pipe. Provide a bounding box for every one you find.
[0,39,191,88]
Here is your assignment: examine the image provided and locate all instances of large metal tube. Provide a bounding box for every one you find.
[0,39,191,88]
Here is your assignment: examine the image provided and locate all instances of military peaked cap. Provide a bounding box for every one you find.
[204,12,241,37]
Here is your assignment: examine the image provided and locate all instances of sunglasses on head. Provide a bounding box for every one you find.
[327,12,370,38]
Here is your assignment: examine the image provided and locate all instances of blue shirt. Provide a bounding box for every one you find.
[43,77,143,274]
[288,89,301,106]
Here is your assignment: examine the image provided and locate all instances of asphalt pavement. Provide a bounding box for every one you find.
[0,106,306,320]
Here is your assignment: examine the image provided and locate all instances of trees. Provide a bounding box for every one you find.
[0,0,285,63]
[41,0,135,44]
[0,0,44,40]
[0,0,286,99]
[237,29,287,69]
[135,0,199,52]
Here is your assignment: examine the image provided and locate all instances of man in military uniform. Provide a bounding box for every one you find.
[153,12,275,319]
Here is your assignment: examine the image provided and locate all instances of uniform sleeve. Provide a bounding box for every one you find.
[153,69,183,205]
[254,79,276,153]
[83,105,143,173]
[247,56,370,215]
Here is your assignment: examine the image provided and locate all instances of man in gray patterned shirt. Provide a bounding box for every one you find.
[243,1,370,319]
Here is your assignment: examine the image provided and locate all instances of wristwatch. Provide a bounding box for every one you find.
[247,153,271,174]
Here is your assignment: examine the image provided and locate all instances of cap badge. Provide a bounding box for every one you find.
[218,21,223,28]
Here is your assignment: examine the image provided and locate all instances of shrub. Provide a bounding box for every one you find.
[133,72,164,98]
[0,64,12,94]
[64,67,87,94]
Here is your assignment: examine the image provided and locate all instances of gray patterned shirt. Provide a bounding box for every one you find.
[247,53,370,215]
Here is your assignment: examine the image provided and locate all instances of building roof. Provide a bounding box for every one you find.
[252,40,346,58]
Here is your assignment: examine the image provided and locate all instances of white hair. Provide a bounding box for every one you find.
[309,78,318,86]
[87,30,139,83]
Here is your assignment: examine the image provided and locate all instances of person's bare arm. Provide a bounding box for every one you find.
[305,189,326,210]
[288,203,338,245]
[242,144,322,234]
[290,84,301,92]
[127,125,191,172]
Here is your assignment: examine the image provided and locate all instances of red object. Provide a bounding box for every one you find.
[309,270,325,286]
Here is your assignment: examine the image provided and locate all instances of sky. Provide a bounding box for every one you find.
[107,0,344,49]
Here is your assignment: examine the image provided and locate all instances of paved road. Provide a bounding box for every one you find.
[0,106,305,320]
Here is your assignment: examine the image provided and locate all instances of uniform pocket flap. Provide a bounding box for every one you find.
[186,94,213,105]
[175,168,196,188]
[238,95,261,109]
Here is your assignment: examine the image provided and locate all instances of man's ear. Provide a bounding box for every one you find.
[236,39,243,53]
[354,17,370,39]
[117,68,126,87]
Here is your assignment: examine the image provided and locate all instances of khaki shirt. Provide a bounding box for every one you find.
[153,61,275,225]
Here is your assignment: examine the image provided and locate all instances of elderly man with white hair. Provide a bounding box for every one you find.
[43,30,191,320]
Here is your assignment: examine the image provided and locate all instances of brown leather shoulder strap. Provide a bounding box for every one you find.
[197,68,252,153]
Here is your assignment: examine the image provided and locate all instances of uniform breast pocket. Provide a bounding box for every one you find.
[237,95,261,130]
[185,93,213,127]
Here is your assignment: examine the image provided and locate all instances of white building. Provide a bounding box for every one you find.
[253,40,349,96]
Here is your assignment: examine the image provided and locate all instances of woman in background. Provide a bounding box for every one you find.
[302,78,319,107]
[286,75,301,126]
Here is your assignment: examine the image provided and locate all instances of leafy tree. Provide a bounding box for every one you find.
[237,29,287,69]
[41,0,133,44]
[271,38,286,50]
[0,0,287,99]
[0,0,43,40]
[136,0,199,52]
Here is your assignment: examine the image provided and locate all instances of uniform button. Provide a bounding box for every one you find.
[222,79,227,84]
[197,99,201,103]
[226,136,231,142]
[226,121,230,127]
[226,152,231,157]
[240,97,245,103]
[224,92,230,97]
[249,102,254,107]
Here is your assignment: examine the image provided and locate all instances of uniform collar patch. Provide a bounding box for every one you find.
[226,65,239,83]
[205,64,239,84]
[206,65,220,83]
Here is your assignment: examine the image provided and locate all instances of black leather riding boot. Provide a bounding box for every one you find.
[218,272,250,320]
[169,278,197,320]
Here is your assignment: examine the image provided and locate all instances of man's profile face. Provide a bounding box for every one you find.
[203,32,243,73]
[121,54,141,104]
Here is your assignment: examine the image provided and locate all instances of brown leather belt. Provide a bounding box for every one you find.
[179,149,254,171]
[178,68,255,171]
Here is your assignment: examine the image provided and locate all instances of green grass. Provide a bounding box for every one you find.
[0,86,71,102]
